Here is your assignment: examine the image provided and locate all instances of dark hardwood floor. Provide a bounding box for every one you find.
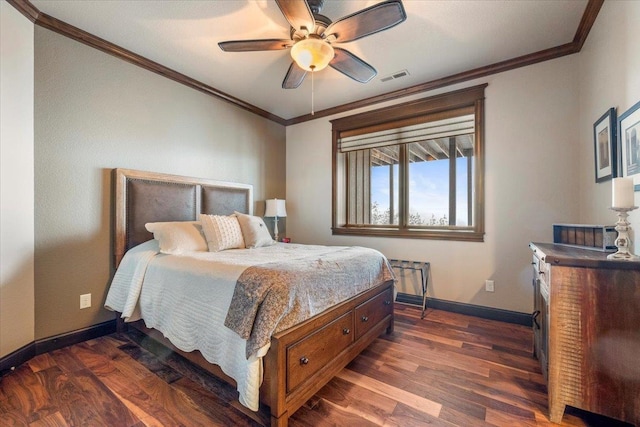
[0,304,632,426]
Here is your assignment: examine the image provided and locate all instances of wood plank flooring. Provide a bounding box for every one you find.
[0,304,633,426]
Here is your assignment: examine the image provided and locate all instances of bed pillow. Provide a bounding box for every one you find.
[199,214,246,252]
[144,221,208,254]
[234,211,275,248]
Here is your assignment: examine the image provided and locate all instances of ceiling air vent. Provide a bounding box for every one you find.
[380,69,409,83]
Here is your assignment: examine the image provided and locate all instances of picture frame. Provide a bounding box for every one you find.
[593,108,616,183]
[619,100,640,182]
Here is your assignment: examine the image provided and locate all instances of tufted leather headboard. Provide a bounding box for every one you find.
[113,168,253,267]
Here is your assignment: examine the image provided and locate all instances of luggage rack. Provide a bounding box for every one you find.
[388,259,430,319]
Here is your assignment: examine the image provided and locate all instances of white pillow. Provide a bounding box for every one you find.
[199,214,246,252]
[144,221,208,254]
[234,211,275,248]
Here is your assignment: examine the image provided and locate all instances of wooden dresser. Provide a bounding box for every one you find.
[530,242,640,425]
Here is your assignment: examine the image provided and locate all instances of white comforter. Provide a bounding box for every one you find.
[104,240,367,411]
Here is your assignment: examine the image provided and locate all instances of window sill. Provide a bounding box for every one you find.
[332,226,484,242]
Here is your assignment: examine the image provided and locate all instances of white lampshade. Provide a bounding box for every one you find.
[265,199,287,217]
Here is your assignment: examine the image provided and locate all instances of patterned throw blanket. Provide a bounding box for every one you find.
[224,246,395,358]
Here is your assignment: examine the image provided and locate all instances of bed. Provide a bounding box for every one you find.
[106,168,395,427]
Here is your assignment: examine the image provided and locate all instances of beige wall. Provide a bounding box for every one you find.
[1,2,35,357]
[287,56,580,314]
[577,1,640,238]
[286,0,640,314]
[34,27,286,340]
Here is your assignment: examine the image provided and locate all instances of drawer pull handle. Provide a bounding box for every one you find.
[300,356,309,365]
[361,316,369,322]
[384,300,392,305]
[343,328,350,335]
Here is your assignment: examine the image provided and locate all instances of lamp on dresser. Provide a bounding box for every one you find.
[265,198,287,242]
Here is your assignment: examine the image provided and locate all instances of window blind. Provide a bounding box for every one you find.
[338,114,474,153]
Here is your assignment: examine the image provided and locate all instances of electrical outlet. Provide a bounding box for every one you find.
[485,280,495,292]
[80,293,91,309]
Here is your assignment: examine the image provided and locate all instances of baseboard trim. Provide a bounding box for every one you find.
[35,320,117,355]
[396,293,532,326]
[2,298,529,374]
[0,320,117,376]
[0,342,36,376]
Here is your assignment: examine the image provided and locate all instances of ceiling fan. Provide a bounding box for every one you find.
[218,0,407,89]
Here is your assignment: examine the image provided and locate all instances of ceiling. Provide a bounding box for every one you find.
[29,0,590,122]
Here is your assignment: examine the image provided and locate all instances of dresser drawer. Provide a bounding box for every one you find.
[355,287,394,340]
[286,311,354,392]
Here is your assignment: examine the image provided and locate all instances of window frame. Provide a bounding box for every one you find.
[331,84,486,241]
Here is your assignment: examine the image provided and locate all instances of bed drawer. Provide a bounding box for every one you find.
[286,311,354,392]
[355,287,394,340]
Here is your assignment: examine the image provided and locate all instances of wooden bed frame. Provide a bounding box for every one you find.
[112,168,395,427]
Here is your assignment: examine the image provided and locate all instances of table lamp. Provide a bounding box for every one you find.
[265,198,287,241]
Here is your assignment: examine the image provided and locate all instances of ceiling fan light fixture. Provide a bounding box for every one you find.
[290,35,334,72]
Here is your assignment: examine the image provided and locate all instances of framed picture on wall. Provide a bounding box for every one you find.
[594,108,617,182]
[619,100,640,181]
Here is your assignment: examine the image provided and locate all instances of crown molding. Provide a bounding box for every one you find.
[6,0,603,127]
[6,0,288,125]
[285,0,604,125]
[5,0,39,22]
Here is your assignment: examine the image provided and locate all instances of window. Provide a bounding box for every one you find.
[331,84,486,241]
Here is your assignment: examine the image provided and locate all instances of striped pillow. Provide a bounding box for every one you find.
[199,214,245,252]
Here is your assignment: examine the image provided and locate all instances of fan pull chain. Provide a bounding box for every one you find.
[310,65,316,116]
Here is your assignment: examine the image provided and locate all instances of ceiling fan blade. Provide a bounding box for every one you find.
[282,62,308,89]
[324,0,407,43]
[218,39,292,52]
[275,0,316,32]
[329,48,377,83]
